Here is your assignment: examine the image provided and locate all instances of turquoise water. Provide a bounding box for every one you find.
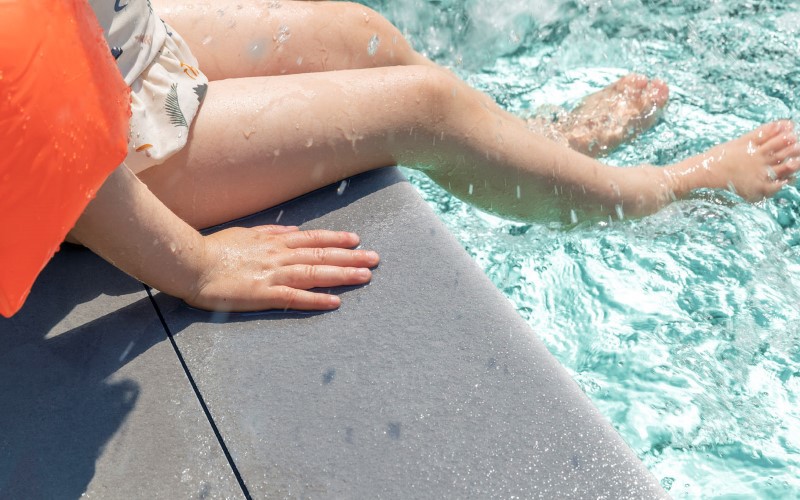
[364,0,800,497]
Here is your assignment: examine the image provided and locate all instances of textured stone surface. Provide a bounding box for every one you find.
[0,247,241,499]
[153,167,667,499]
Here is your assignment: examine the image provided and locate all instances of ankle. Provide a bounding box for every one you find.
[662,159,701,200]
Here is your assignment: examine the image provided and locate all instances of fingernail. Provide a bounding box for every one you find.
[365,250,379,261]
[356,268,371,279]
[328,295,341,307]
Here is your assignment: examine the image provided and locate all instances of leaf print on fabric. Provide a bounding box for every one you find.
[193,83,208,103]
[165,83,188,128]
[162,19,173,37]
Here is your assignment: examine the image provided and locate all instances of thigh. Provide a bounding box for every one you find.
[151,0,427,81]
[137,65,451,228]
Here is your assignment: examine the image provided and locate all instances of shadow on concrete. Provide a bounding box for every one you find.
[0,247,165,499]
[0,168,404,499]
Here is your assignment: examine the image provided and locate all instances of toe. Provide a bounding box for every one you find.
[762,131,797,158]
[617,73,648,93]
[773,156,800,179]
[774,141,800,163]
[753,123,778,146]
[648,79,670,107]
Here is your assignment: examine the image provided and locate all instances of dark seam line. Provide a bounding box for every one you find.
[143,285,252,500]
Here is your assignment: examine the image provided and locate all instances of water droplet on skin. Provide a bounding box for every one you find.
[337,180,348,196]
[296,56,303,65]
[202,35,213,45]
[368,34,380,56]
[249,41,264,57]
[767,166,777,181]
[276,25,290,44]
[305,137,314,147]
[169,242,177,253]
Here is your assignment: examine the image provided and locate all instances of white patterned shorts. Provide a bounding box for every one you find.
[124,25,208,174]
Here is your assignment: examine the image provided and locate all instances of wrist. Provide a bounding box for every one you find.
[170,231,216,304]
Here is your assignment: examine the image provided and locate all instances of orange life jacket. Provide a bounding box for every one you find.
[0,0,130,317]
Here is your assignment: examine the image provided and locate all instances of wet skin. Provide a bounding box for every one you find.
[71,0,800,312]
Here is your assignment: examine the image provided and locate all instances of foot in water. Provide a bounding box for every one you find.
[529,73,669,157]
[666,120,800,201]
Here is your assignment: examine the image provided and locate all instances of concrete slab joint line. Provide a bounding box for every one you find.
[145,284,253,500]
[0,167,665,498]
[0,246,240,498]
[150,167,667,499]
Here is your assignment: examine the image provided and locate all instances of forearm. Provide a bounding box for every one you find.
[69,164,208,301]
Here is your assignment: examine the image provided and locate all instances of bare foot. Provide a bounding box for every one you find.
[666,120,800,201]
[529,73,669,157]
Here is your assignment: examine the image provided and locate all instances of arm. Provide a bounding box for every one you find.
[69,165,379,311]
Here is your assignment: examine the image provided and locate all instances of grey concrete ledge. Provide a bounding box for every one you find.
[153,167,667,499]
[0,248,241,499]
[1,167,665,498]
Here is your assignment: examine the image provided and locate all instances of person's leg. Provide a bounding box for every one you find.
[138,64,799,228]
[151,0,431,80]
[152,0,668,156]
[528,74,669,157]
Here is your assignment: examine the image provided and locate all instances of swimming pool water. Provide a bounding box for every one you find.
[363,0,800,497]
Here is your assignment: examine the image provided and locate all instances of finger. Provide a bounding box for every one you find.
[282,230,360,249]
[271,265,372,289]
[253,225,300,235]
[264,286,342,311]
[279,247,380,267]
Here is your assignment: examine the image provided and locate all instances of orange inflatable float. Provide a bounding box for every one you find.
[0,0,130,317]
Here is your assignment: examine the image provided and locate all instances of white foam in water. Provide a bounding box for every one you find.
[372,0,566,69]
[373,0,800,497]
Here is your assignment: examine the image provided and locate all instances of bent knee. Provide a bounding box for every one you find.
[402,66,461,126]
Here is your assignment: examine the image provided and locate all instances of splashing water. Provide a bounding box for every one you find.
[362,0,800,497]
